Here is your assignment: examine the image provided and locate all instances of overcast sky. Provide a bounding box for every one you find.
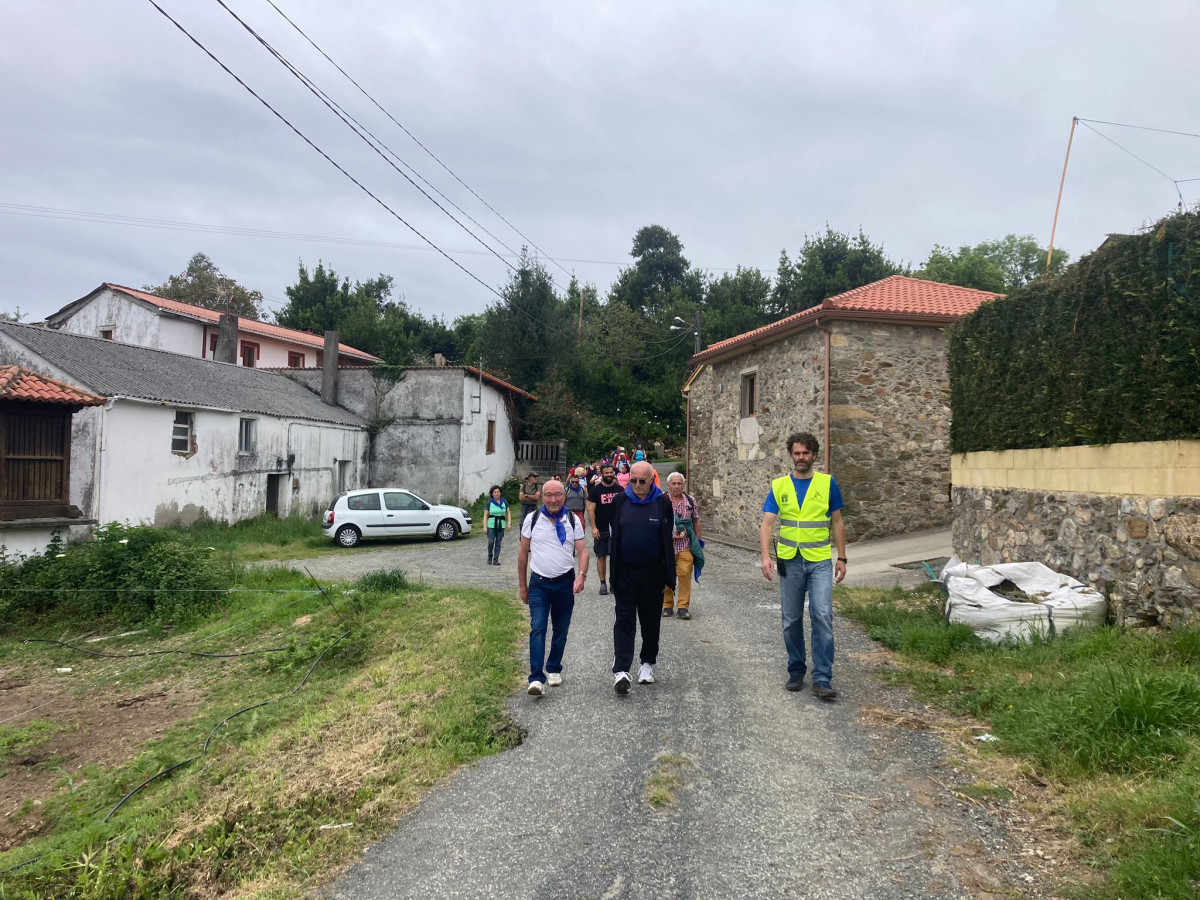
[3,1,1198,331]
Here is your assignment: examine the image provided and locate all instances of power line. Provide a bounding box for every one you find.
[1076,117,1200,142]
[262,0,576,280]
[1077,120,1188,207]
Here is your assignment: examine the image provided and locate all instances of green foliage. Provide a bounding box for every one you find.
[144,252,265,320]
[917,233,1068,294]
[0,720,61,762]
[949,212,1200,453]
[0,524,232,626]
[770,227,906,316]
[354,568,411,594]
[839,584,984,664]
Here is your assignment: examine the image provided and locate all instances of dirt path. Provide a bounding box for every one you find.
[280,539,1042,899]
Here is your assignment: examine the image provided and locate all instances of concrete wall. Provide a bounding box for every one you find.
[0,524,74,560]
[952,442,1200,628]
[458,374,517,504]
[56,290,191,352]
[687,319,953,544]
[199,325,319,368]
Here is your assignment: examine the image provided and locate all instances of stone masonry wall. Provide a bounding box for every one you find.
[829,322,952,540]
[687,319,954,544]
[953,487,1200,628]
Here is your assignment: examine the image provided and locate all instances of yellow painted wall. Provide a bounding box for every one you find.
[952,441,1200,497]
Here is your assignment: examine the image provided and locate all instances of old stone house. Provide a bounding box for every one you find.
[684,275,1001,543]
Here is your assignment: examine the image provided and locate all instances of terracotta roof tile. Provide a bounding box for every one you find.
[0,365,106,406]
[103,284,383,363]
[693,275,1001,364]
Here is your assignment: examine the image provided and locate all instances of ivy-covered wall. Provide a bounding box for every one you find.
[949,212,1200,454]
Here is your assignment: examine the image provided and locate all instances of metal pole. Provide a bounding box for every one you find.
[693,309,701,356]
[1047,116,1078,272]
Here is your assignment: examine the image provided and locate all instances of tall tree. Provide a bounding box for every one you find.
[770,227,905,316]
[145,253,265,320]
[701,266,773,345]
[609,224,704,317]
[917,234,1070,294]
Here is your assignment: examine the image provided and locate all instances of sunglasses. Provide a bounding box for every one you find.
[630,477,651,485]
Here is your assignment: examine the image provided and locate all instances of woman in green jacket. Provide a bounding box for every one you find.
[486,485,512,565]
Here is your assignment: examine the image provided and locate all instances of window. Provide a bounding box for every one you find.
[208,333,219,358]
[240,341,259,367]
[346,492,381,511]
[238,418,255,454]
[384,491,424,511]
[99,328,114,340]
[486,419,496,454]
[171,411,193,453]
[0,406,71,512]
[740,372,758,418]
[287,351,305,368]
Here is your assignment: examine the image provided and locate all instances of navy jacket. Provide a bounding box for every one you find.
[608,491,678,590]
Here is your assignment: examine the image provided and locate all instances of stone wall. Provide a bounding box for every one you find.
[687,319,953,544]
[953,487,1200,628]
[829,321,952,540]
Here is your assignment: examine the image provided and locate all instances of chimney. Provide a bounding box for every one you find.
[214,314,239,364]
[321,330,339,406]
[433,352,446,367]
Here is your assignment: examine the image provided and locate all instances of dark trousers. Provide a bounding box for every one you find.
[612,562,665,673]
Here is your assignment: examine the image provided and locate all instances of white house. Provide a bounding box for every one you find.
[46,283,382,368]
[0,322,367,534]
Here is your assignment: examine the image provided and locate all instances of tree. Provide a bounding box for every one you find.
[145,253,265,320]
[701,267,772,345]
[770,227,905,316]
[917,234,1070,294]
[0,308,24,322]
[609,224,704,316]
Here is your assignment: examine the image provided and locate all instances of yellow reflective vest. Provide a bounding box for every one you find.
[771,472,833,562]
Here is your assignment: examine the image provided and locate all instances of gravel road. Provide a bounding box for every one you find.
[285,535,1035,900]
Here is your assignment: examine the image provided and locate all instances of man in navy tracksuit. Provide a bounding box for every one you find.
[608,461,677,693]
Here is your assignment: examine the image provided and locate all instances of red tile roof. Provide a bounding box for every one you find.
[692,275,1002,364]
[0,366,106,406]
[102,284,383,363]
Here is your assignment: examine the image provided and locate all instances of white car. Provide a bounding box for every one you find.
[322,488,472,547]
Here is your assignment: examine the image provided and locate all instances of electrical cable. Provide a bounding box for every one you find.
[262,0,576,280]
[1076,117,1200,142]
[214,0,528,283]
[1076,120,1187,207]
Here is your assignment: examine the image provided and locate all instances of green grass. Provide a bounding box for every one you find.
[169,513,333,561]
[0,565,524,899]
[838,583,1200,900]
[0,721,61,763]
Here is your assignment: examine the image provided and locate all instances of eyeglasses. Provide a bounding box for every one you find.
[630,478,651,485]
[543,491,565,498]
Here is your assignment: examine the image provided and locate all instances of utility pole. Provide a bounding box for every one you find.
[577,278,584,347]
[693,309,702,356]
[1047,116,1078,271]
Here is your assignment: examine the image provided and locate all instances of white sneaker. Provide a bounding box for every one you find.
[614,672,631,694]
[638,663,654,684]
[547,673,563,687]
[527,681,544,696]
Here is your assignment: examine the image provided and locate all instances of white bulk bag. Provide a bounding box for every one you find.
[940,557,1108,643]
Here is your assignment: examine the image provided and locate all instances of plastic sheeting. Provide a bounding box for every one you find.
[941,557,1108,643]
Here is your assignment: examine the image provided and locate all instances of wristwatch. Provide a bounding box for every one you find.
[837,557,848,563]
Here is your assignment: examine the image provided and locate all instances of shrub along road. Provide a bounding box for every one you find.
[284,539,1039,899]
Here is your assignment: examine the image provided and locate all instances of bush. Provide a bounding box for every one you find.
[0,523,233,626]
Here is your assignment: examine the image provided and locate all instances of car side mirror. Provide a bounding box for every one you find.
[421,503,430,510]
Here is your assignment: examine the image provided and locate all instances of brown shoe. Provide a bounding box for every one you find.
[677,609,691,620]
[662,607,674,617]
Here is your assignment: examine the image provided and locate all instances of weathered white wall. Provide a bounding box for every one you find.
[0,524,67,559]
[459,376,517,503]
[200,326,317,368]
[88,401,365,525]
[57,290,169,348]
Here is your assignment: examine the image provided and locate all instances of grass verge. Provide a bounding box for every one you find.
[0,566,524,899]
[838,582,1200,900]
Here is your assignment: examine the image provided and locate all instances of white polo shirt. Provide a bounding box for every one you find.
[521,509,585,578]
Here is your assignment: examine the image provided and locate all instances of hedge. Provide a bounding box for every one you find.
[949,211,1200,454]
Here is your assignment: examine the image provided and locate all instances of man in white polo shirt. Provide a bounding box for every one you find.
[518,479,588,696]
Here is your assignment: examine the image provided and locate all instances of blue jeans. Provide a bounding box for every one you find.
[528,573,575,684]
[487,527,505,562]
[779,556,835,685]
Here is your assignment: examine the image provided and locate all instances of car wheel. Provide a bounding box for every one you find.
[435,519,459,542]
[336,525,361,548]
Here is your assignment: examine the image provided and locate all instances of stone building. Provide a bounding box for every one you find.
[683,275,1000,543]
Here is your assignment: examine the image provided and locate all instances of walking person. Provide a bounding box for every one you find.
[518,480,588,696]
[759,432,847,701]
[609,461,676,693]
[662,472,703,620]
[586,463,624,596]
[518,472,541,526]
[564,468,589,530]
[485,485,511,566]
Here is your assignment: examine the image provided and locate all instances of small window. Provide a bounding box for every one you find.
[346,492,382,511]
[486,419,496,454]
[287,351,305,368]
[384,491,423,511]
[240,341,259,367]
[238,418,256,454]
[209,333,219,358]
[740,372,757,418]
[171,411,193,453]
[99,328,114,340]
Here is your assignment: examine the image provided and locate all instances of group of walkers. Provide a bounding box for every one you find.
[483,431,846,703]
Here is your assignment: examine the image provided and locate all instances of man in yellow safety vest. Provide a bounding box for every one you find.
[759,431,847,700]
